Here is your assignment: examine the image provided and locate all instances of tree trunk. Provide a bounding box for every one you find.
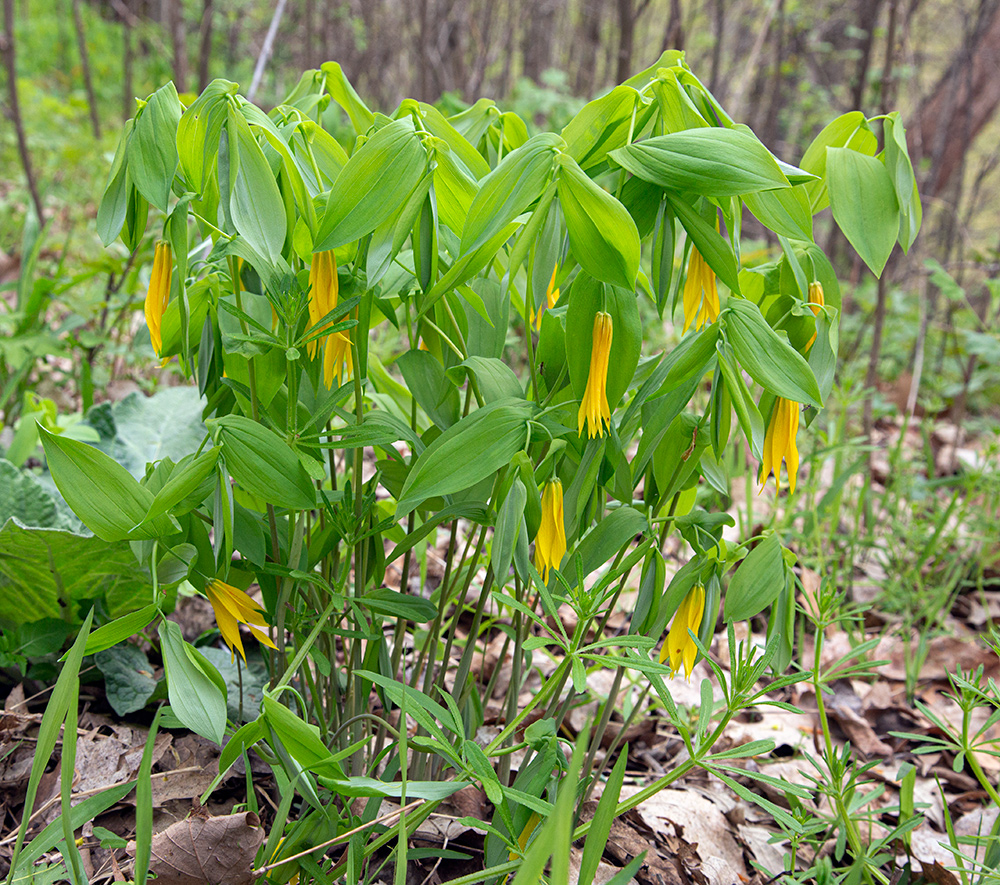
[575,0,604,95]
[72,0,101,137]
[1,0,45,224]
[117,0,134,119]
[523,0,560,83]
[616,0,634,84]
[915,0,1000,197]
[168,0,188,92]
[197,0,214,91]
[850,0,884,110]
[709,0,724,96]
[661,0,684,52]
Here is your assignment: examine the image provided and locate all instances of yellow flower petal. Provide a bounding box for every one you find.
[204,579,277,660]
[577,311,613,438]
[534,479,566,582]
[759,398,801,494]
[682,247,719,334]
[144,242,172,357]
[307,250,338,358]
[661,584,706,679]
[323,331,353,390]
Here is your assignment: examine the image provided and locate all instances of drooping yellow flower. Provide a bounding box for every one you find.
[530,265,561,331]
[659,583,706,679]
[205,578,278,662]
[805,280,825,351]
[534,479,567,583]
[577,311,613,438]
[758,397,801,494]
[307,250,338,358]
[144,242,172,357]
[681,246,720,334]
[323,330,353,390]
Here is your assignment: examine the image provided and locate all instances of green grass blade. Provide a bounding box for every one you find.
[7,608,93,885]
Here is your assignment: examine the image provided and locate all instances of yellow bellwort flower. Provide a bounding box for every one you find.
[307,250,338,359]
[681,246,720,334]
[758,397,801,494]
[323,331,353,390]
[659,583,706,679]
[534,479,567,583]
[205,579,278,662]
[578,311,613,438]
[530,265,561,331]
[144,242,172,357]
[805,280,825,352]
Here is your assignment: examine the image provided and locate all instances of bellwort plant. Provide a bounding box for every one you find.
[28,57,922,882]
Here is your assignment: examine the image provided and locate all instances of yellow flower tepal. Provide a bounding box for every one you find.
[323,331,353,390]
[578,311,613,439]
[534,479,566,583]
[307,250,338,358]
[530,265,561,331]
[205,578,278,662]
[805,280,825,351]
[681,246,719,334]
[660,583,705,679]
[144,242,172,357]
[759,397,800,494]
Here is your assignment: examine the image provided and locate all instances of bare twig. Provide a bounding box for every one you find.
[247,0,288,102]
[1,0,45,225]
[71,0,101,138]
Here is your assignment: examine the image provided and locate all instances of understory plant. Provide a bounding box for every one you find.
[10,54,922,883]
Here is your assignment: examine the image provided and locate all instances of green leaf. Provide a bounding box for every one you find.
[0,458,77,531]
[724,533,785,621]
[176,79,235,196]
[667,195,741,293]
[262,694,343,777]
[492,477,526,586]
[579,745,627,885]
[883,113,922,253]
[227,105,287,263]
[139,447,221,527]
[85,387,208,478]
[95,645,158,716]
[209,415,316,510]
[744,187,813,241]
[610,128,790,196]
[97,120,133,246]
[724,298,822,408]
[826,147,899,278]
[397,350,461,430]
[321,62,375,134]
[396,398,534,516]
[315,118,426,250]
[461,133,560,253]
[39,429,174,542]
[716,340,764,461]
[446,357,524,404]
[317,776,464,801]
[572,507,647,583]
[359,587,437,622]
[799,111,877,213]
[158,620,226,744]
[80,604,160,656]
[8,608,93,878]
[562,85,643,170]
[129,83,183,212]
[557,154,640,290]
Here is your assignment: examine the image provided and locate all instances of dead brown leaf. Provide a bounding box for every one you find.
[131,811,264,885]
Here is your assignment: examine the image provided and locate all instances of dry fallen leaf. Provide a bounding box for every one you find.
[130,811,264,885]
